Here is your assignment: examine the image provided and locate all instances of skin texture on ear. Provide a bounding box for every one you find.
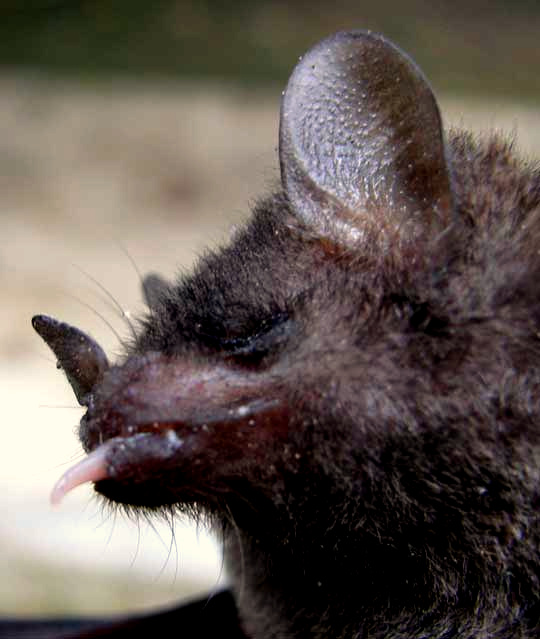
[280,31,454,250]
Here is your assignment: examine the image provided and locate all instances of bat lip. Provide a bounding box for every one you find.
[51,429,189,504]
[54,392,289,508]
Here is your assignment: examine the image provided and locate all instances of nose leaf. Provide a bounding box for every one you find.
[32,314,109,406]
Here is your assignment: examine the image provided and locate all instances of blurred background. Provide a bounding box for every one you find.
[2,0,540,620]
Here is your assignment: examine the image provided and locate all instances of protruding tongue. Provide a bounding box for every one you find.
[51,442,111,505]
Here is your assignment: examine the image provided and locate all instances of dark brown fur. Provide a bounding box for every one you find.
[103,132,540,638]
[17,31,540,638]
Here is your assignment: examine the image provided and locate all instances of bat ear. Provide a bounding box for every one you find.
[279,31,454,252]
[142,272,169,309]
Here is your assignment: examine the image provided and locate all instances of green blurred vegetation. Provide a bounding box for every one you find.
[0,0,539,98]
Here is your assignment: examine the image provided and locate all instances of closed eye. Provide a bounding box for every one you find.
[210,312,294,365]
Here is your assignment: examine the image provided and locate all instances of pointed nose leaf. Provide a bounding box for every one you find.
[32,314,109,406]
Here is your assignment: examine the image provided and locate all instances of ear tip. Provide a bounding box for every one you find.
[290,29,401,69]
[281,30,409,119]
[283,30,423,100]
[302,29,384,48]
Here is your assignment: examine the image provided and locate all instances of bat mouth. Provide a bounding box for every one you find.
[50,429,187,505]
[51,393,286,507]
[33,314,289,508]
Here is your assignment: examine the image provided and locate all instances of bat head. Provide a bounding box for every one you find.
[33,31,540,638]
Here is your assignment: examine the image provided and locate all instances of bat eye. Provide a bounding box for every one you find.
[221,313,294,365]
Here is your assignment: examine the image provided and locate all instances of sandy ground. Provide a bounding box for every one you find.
[1,73,540,617]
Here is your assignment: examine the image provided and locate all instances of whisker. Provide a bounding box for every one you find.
[116,239,144,286]
[143,512,176,582]
[38,404,85,410]
[36,449,86,479]
[91,498,113,527]
[66,448,87,462]
[143,512,169,555]
[224,502,246,606]
[166,509,179,586]
[104,508,119,548]
[213,535,227,595]
[67,292,124,345]
[130,516,142,570]
[72,264,138,341]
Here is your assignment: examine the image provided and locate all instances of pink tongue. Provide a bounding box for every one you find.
[51,443,111,505]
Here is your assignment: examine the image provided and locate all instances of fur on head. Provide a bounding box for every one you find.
[34,31,540,638]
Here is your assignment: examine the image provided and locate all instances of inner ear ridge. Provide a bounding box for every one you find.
[279,30,454,249]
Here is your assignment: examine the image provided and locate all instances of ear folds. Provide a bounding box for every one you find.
[279,31,454,250]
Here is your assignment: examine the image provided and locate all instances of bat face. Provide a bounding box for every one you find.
[31,31,540,639]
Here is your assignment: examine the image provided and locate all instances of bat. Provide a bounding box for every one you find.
[3,30,539,638]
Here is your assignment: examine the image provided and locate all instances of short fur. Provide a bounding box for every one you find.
[117,132,540,639]
[22,31,540,638]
